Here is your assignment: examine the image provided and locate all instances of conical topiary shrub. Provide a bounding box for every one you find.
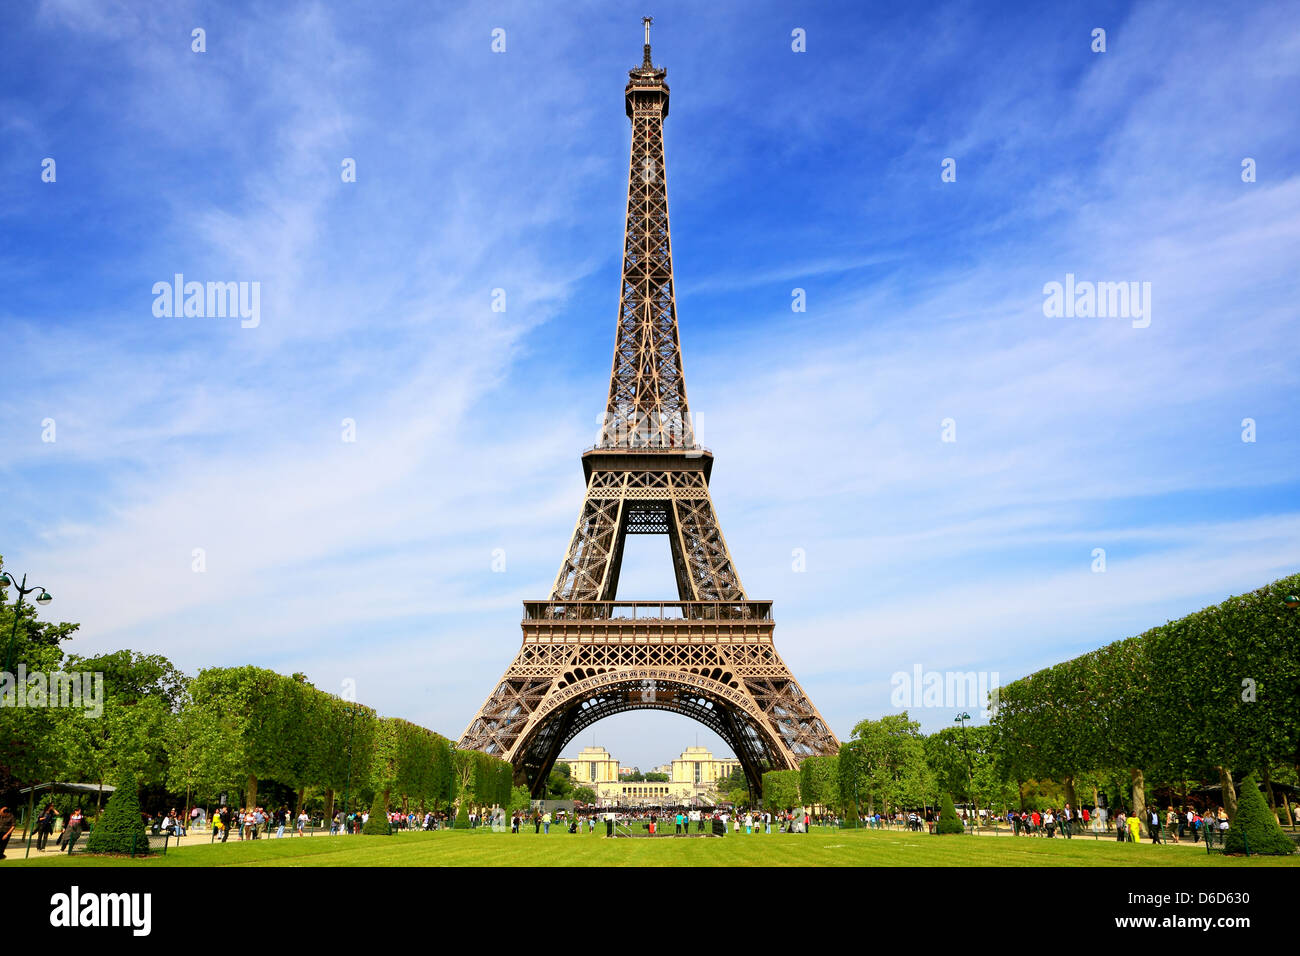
[1224,774,1295,855]
[85,770,149,855]
[454,803,469,829]
[936,793,965,834]
[362,793,391,835]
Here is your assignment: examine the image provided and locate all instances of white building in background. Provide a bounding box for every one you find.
[558,745,741,806]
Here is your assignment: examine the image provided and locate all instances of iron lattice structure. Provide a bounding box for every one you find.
[460,22,839,796]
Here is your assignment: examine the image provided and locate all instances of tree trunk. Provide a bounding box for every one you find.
[1092,783,1100,814]
[1130,768,1147,836]
[1217,766,1237,819]
[245,774,258,810]
[1262,768,1277,813]
[1063,775,1078,814]
[1017,779,1026,812]
[323,788,334,822]
[295,787,307,818]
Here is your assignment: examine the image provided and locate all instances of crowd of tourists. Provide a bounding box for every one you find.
[206,806,314,841]
[1005,804,1234,843]
[496,805,823,836]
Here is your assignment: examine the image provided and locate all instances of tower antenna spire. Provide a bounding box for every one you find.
[642,16,653,68]
[458,23,840,798]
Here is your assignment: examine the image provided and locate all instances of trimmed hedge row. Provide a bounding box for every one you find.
[166,666,512,811]
[992,573,1300,787]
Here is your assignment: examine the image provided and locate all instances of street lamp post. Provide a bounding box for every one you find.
[0,571,53,678]
[2,570,52,860]
[955,712,975,826]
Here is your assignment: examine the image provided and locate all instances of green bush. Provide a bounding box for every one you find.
[361,793,391,835]
[1224,775,1295,855]
[454,803,469,829]
[85,771,149,855]
[936,793,965,835]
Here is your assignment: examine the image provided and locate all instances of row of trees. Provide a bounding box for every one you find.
[1,566,515,820]
[757,574,1300,832]
[993,572,1300,826]
[761,714,968,816]
[7,657,516,820]
[169,665,514,818]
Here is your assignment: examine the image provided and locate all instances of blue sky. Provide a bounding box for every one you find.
[2,0,1298,770]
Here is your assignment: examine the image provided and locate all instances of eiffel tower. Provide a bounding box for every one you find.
[459,19,839,796]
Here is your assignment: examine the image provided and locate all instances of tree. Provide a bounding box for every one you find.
[167,667,381,811]
[0,558,78,793]
[847,713,932,815]
[936,792,964,834]
[924,729,970,806]
[64,649,187,710]
[61,692,173,796]
[837,742,862,822]
[84,769,149,855]
[1223,775,1295,855]
[762,770,801,811]
[546,765,574,800]
[714,766,748,796]
[800,755,839,809]
[362,792,391,835]
[573,786,597,804]
[0,639,66,791]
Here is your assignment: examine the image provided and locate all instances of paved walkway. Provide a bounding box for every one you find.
[9,825,342,859]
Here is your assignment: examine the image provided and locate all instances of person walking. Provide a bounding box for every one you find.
[36,804,56,851]
[64,809,85,853]
[0,806,15,859]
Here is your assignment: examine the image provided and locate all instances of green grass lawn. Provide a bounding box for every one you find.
[9,827,1298,867]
